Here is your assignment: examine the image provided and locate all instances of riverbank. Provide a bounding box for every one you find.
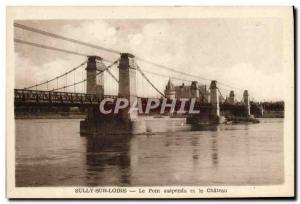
[15,114,86,119]
[225,116,260,124]
[260,111,284,118]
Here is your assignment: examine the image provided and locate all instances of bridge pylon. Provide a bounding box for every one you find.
[243,90,251,117]
[118,53,138,121]
[86,56,97,94]
[86,56,105,96]
[186,80,222,125]
[209,80,220,123]
[80,53,145,136]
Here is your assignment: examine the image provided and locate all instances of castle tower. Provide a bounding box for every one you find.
[228,90,235,104]
[164,79,176,99]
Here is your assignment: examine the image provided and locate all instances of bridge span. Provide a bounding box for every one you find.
[13,22,259,135]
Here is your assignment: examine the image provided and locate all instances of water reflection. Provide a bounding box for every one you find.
[82,120,224,186]
[15,118,284,186]
[85,134,132,186]
[191,123,219,131]
[210,133,218,166]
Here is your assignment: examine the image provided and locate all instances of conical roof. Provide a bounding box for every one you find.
[166,79,175,90]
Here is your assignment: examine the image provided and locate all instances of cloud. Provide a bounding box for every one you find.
[210,63,285,101]
[61,20,118,48]
[14,19,285,101]
[15,51,86,91]
[14,20,120,91]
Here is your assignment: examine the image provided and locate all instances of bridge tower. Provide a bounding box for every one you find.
[86,56,105,96]
[118,53,138,121]
[210,80,220,122]
[186,80,221,125]
[80,53,146,136]
[243,90,251,117]
[86,56,97,94]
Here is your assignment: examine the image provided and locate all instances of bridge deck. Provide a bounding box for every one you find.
[14,89,211,109]
[14,89,118,106]
[14,89,185,107]
[14,89,246,115]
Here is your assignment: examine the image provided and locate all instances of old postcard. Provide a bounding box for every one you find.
[6,6,294,198]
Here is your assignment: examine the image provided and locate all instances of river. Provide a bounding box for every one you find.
[15,118,283,186]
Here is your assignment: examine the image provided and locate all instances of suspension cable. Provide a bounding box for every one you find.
[96,60,119,83]
[15,23,249,94]
[15,23,211,83]
[51,79,87,92]
[218,82,244,92]
[15,38,88,57]
[50,60,119,92]
[141,69,195,83]
[14,23,120,55]
[136,64,165,98]
[199,89,209,103]
[99,68,119,83]
[217,88,225,101]
[24,60,87,90]
[95,59,119,75]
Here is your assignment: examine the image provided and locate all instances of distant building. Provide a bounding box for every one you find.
[164,80,210,103]
[174,83,191,99]
[198,84,210,103]
[190,81,199,98]
[225,90,235,104]
[164,79,176,99]
[219,94,225,104]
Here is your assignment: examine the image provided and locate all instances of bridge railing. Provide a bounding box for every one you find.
[14,89,118,105]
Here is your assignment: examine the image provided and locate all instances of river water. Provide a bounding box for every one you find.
[15,118,283,187]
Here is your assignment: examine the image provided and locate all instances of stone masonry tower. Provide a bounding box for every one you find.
[210,80,220,122]
[86,56,97,94]
[95,59,106,97]
[243,90,251,117]
[228,90,235,104]
[86,56,105,96]
[164,79,176,99]
[118,53,138,121]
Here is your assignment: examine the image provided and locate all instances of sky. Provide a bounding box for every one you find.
[14,18,284,101]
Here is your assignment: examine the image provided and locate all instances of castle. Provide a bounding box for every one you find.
[164,79,227,104]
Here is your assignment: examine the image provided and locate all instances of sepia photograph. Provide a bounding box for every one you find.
[6,6,294,198]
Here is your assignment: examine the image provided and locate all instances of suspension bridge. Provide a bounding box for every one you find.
[13,23,260,134]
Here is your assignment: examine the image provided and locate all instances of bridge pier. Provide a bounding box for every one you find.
[80,53,145,136]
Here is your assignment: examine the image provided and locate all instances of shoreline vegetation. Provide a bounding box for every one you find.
[15,113,86,119]
[259,101,284,118]
[14,101,284,120]
[259,111,284,118]
[15,111,284,120]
